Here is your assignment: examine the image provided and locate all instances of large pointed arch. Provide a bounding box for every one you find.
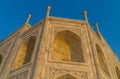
[56,74,77,79]
[13,36,36,70]
[51,30,84,62]
[115,67,120,79]
[96,44,109,74]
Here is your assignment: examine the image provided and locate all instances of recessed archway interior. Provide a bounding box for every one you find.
[115,67,120,79]
[13,36,36,70]
[56,74,77,79]
[51,30,84,62]
[0,54,2,65]
[96,44,109,74]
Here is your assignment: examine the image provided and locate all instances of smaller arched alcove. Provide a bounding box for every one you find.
[51,30,84,63]
[96,44,109,74]
[0,54,2,65]
[115,67,120,79]
[13,36,36,70]
[56,74,77,79]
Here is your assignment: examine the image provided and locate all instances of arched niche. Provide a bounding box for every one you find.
[13,36,36,70]
[0,54,2,65]
[115,67,120,79]
[56,74,77,79]
[51,30,84,62]
[96,44,109,74]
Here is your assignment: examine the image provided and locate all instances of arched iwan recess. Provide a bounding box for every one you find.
[96,44,109,75]
[13,36,36,70]
[115,67,120,79]
[0,54,2,65]
[56,74,77,79]
[51,30,84,62]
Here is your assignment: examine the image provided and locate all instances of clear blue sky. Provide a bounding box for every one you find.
[0,0,120,60]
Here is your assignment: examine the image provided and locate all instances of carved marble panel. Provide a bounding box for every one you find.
[9,71,28,79]
[47,68,88,79]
